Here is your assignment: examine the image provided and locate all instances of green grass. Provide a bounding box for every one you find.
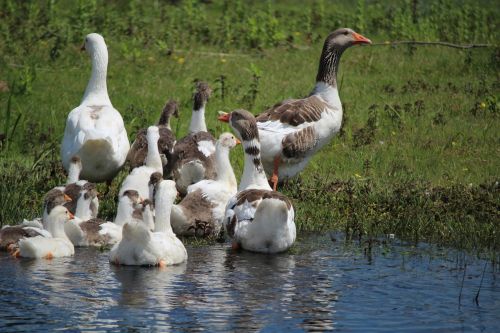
[0,0,499,253]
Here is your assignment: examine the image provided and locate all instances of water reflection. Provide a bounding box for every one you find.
[0,235,499,332]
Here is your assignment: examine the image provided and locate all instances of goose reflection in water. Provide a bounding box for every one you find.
[111,262,186,307]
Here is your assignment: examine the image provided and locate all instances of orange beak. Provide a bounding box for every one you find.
[80,44,86,51]
[217,112,230,123]
[352,32,372,45]
[235,139,241,145]
[69,212,75,219]
[64,194,72,202]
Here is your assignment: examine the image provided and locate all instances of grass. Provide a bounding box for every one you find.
[0,0,498,253]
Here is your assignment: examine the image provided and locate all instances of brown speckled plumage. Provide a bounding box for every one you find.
[282,126,318,159]
[193,82,212,111]
[175,189,216,236]
[79,218,109,246]
[256,96,326,126]
[172,131,217,185]
[235,189,293,210]
[0,226,42,251]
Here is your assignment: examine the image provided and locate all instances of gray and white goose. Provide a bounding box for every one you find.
[170,132,240,237]
[172,82,217,195]
[127,99,179,177]
[222,28,371,190]
[1,189,71,253]
[219,109,296,254]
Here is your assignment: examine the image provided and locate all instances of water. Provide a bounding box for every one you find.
[0,234,499,332]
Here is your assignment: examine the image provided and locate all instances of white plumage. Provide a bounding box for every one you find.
[61,33,129,183]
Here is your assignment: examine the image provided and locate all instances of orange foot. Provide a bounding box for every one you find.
[44,252,54,260]
[11,249,21,258]
[270,155,280,191]
[6,243,16,253]
[158,260,167,268]
[231,241,241,251]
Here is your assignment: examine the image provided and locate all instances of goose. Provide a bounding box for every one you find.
[127,99,179,177]
[1,189,72,252]
[61,33,130,183]
[218,109,296,253]
[244,28,371,190]
[171,132,240,237]
[61,156,99,218]
[109,179,187,266]
[64,185,111,247]
[97,189,144,245]
[172,82,216,195]
[17,206,75,259]
[119,126,162,201]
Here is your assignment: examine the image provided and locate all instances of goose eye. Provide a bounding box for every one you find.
[343,31,348,36]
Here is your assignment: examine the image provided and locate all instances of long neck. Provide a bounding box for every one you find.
[189,104,207,133]
[314,47,343,89]
[75,197,92,220]
[115,199,133,226]
[145,133,162,172]
[66,163,81,184]
[215,144,237,190]
[239,139,271,191]
[47,219,68,239]
[154,188,174,234]
[81,46,111,105]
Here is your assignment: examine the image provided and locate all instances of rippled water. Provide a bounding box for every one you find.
[0,234,499,332]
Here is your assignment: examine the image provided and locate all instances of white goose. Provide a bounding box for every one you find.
[252,28,371,190]
[97,189,144,245]
[218,109,296,253]
[1,189,72,253]
[127,99,179,177]
[172,82,216,195]
[119,126,162,201]
[17,206,75,259]
[109,180,187,266]
[61,33,130,183]
[171,132,240,237]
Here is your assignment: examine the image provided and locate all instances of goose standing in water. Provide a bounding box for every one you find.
[254,28,371,189]
[110,180,187,266]
[218,109,296,253]
[127,99,179,177]
[17,206,75,259]
[172,82,216,195]
[171,132,240,237]
[61,33,130,183]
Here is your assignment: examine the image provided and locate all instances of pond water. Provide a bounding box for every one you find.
[0,233,499,332]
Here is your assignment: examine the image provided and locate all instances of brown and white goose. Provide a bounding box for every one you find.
[172,82,217,195]
[236,28,371,190]
[127,99,179,177]
[170,132,240,237]
[218,109,296,253]
[1,189,71,253]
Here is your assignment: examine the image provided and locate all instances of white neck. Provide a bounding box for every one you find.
[310,82,341,107]
[145,131,163,173]
[75,196,92,220]
[154,185,175,234]
[114,198,134,226]
[189,105,207,133]
[47,218,69,240]
[81,44,112,106]
[66,163,81,184]
[215,143,237,191]
[239,139,272,191]
[143,207,155,231]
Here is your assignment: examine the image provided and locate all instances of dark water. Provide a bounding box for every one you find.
[0,234,499,332]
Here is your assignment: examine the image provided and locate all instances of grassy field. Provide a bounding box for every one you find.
[0,0,499,253]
